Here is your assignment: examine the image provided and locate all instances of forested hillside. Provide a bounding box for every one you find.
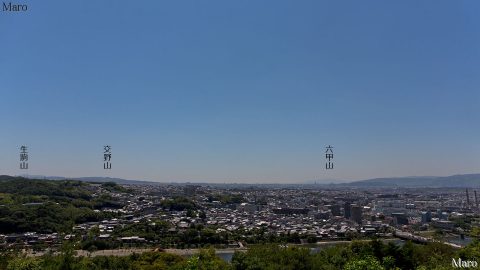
[0,177,122,233]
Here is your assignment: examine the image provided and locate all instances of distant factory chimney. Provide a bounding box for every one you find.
[466,188,470,206]
[475,190,478,208]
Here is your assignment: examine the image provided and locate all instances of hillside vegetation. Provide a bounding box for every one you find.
[0,177,123,234]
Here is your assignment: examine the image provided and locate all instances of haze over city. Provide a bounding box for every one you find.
[1,1,479,183]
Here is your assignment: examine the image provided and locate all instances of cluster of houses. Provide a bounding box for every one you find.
[1,183,477,250]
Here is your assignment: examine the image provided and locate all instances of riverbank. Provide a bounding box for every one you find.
[24,238,401,258]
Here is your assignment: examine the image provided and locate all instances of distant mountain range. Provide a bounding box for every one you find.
[10,173,480,188]
[341,174,480,188]
[16,174,161,185]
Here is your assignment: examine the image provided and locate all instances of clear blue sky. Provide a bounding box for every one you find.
[1,1,479,183]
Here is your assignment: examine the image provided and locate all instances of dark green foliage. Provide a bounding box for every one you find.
[231,240,463,270]
[450,215,474,230]
[101,182,131,193]
[458,239,480,261]
[344,255,384,270]
[179,248,232,270]
[37,251,186,270]
[5,240,480,270]
[232,245,312,270]
[186,209,196,218]
[160,197,196,211]
[0,179,91,200]
[0,178,121,234]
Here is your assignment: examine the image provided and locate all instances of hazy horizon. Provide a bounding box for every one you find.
[1,1,479,183]
[7,172,479,185]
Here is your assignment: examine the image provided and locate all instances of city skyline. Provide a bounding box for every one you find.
[1,1,479,183]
